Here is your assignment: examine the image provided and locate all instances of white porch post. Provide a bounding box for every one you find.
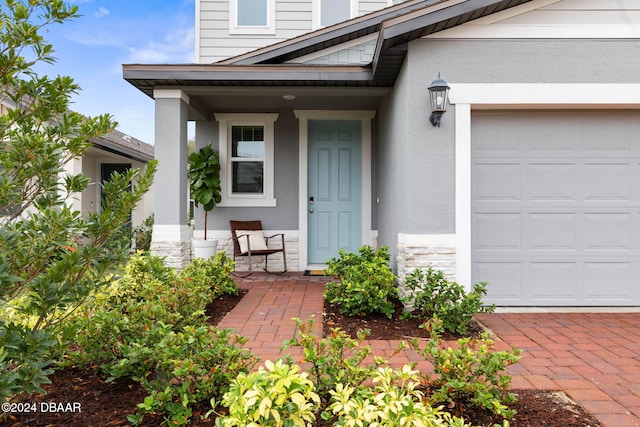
[150,89,191,268]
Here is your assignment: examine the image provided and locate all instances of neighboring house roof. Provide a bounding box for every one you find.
[1,95,152,162]
[124,0,531,93]
[92,129,154,163]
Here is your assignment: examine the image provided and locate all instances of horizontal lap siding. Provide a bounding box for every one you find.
[198,0,312,63]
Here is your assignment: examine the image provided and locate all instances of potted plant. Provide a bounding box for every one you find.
[188,145,222,259]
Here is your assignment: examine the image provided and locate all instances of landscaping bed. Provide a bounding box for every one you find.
[4,289,602,427]
[321,299,602,427]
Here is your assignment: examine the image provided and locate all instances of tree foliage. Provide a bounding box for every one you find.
[0,0,157,402]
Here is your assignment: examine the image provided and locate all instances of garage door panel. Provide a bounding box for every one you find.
[474,163,521,201]
[473,115,523,154]
[583,163,632,201]
[528,262,577,300]
[583,112,640,152]
[472,110,640,306]
[583,262,634,301]
[474,213,521,250]
[529,213,577,250]
[528,163,576,201]
[475,262,522,301]
[583,213,632,251]
[527,115,582,153]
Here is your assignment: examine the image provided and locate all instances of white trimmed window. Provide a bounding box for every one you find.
[229,0,276,34]
[214,113,278,207]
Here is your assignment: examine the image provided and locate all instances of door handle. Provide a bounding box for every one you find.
[309,208,314,213]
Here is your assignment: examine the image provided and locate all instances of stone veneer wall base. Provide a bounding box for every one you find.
[150,241,191,269]
[396,234,457,309]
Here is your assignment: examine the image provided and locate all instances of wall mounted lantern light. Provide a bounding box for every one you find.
[427,73,450,127]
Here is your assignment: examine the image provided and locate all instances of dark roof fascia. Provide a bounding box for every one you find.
[372,0,532,80]
[221,0,443,65]
[123,64,376,98]
[380,0,530,42]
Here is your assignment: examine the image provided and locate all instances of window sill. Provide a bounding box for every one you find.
[229,26,276,35]
[219,198,277,208]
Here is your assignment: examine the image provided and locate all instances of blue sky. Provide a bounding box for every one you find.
[36,0,196,144]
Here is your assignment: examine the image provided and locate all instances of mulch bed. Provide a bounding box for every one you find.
[322,296,484,340]
[4,290,602,427]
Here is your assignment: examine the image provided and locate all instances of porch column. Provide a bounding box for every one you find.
[150,89,191,268]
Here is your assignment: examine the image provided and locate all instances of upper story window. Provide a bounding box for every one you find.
[214,113,278,207]
[230,0,276,34]
[314,0,356,28]
[322,0,350,26]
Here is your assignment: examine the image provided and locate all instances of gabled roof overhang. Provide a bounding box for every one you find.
[123,0,531,97]
[372,0,531,82]
[124,64,376,98]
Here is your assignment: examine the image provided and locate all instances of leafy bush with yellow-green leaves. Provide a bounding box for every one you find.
[67,252,256,426]
[327,365,471,427]
[215,360,320,427]
[277,316,519,426]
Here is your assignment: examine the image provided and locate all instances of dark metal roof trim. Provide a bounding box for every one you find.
[123,64,378,98]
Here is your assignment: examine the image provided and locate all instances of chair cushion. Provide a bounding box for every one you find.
[235,230,268,253]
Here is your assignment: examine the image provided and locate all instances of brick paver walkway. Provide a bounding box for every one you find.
[219,273,640,427]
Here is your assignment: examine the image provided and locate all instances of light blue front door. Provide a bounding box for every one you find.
[308,120,362,264]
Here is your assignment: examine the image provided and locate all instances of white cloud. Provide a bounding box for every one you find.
[64,10,194,63]
[94,7,110,18]
[128,27,194,63]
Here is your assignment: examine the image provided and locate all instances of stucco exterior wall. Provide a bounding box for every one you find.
[401,38,640,233]
[376,57,409,269]
[411,39,640,86]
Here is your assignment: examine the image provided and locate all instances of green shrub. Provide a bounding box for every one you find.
[0,324,55,400]
[125,326,257,426]
[65,252,255,426]
[215,359,320,427]
[0,0,157,402]
[179,251,237,298]
[282,317,396,405]
[69,254,221,368]
[324,246,397,318]
[408,319,521,419]
[403,267,495,335]
[326,365,470,427]
[134,214,154,252]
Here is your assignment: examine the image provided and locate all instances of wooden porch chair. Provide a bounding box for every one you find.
[229,220,287,276]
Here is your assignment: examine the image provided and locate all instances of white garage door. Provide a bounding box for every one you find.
[472,111,640,306]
